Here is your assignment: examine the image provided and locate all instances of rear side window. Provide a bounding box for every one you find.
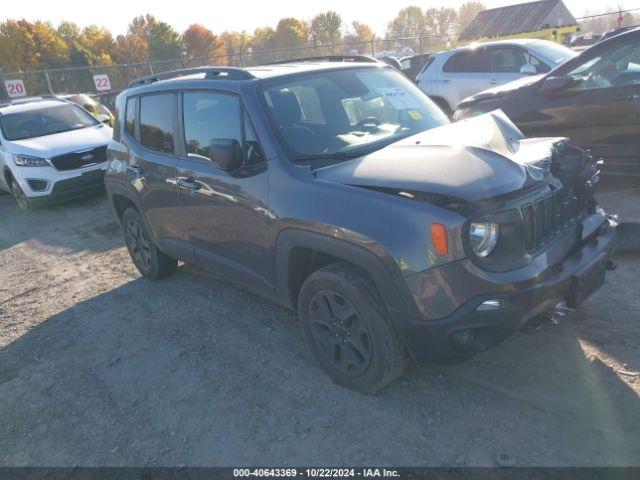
[139,94,175,154]
[125,97,136,138]
[443,50,484,73]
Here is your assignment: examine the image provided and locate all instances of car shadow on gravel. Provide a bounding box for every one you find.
[0,192,120,253]
[1,259,639,467]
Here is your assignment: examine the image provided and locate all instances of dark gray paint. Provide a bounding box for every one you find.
[105,63,617,363]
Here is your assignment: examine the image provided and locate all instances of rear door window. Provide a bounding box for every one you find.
[443,50,485,73]
[139,94,175,154]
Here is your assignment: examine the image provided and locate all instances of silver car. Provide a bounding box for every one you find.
[416,39,576,115]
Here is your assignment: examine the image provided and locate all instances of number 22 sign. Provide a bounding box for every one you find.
[4,79,27,98]
[93,74,112,91]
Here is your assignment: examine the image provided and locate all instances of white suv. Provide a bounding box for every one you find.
[416,39,576,115]
[0,97,113,209]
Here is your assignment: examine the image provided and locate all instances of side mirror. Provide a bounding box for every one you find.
[520,64,537,75]
[209,138,243,171]
[540,76,578,93]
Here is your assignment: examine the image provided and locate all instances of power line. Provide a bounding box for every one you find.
[575,7,640,20]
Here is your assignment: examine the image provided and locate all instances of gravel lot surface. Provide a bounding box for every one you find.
[0,178,638,467]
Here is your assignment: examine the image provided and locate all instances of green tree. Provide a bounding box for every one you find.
[58,21,90,66]
[457,1,485,32]
[148,21,182,61]
[310,11,343,46]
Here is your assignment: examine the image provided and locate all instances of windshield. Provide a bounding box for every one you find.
[531,41,577,66]
[261,67,449,160]
[0,103,99,141]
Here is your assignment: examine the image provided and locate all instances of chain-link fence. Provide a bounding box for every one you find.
[0,33,458,102]
[0,7,635,102]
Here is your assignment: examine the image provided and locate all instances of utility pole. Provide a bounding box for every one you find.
[617,4,624,28]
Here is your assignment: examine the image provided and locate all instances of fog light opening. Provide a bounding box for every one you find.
[476,299,504,311]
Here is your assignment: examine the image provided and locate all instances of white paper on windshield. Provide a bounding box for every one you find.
[378,87,421,110]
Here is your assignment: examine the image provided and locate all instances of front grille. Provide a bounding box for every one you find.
[50,146,107,171]
[521,190,577,253]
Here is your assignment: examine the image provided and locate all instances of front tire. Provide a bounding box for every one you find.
[298,263,408,393]
[9,176,31,210]
[122,207,177,280]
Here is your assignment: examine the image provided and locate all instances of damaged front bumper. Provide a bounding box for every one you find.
[395,214,617,364]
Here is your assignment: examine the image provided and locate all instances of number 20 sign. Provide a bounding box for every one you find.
[4,79,27,98]
[93,74,112,91]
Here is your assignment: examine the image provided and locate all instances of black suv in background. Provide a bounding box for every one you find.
[106,58,617,392]
[455,28,640,176]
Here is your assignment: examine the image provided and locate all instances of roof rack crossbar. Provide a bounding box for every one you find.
[128,66,254,88]
[268,55,380,65]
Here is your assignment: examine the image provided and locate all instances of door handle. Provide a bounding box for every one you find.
[488,79,498,85]
[441,78,451,82]
[177,178,201,191]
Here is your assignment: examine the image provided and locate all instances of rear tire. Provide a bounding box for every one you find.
[122,207,177,280]
[9,176,31,210]
[298,262,408,393]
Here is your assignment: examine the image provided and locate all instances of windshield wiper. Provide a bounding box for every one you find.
[294,151,364,162]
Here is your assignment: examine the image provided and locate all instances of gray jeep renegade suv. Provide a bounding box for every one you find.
[105,57,617,392]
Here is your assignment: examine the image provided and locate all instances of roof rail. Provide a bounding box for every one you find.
[269,55,381,65]
[128,66,254,88]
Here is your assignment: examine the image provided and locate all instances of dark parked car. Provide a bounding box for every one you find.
[454,28,640,176]
[105,58,617,392]
[400,53,434,81]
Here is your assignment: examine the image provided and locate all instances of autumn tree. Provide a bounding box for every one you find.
[0,20,39,71]
[424,7,458,37]
[273,18,309,50]
[344,21,374,54]
[457,1,485,31]
[220,31,249,66]
[111,34,149,64]
[29,21,69,67]
[387,6,426,39]
[183,24,224,60]
[80,26,114,65]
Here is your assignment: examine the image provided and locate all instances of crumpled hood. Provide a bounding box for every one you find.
[316,110,564,202]
[9,124,113,158]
